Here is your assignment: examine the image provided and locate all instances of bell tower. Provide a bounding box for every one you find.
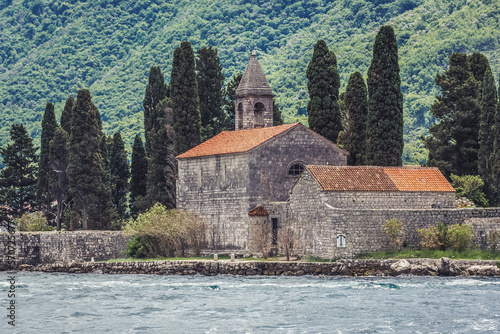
[234,50,274,130]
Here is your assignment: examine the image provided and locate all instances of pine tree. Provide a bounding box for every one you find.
[273,99,283,126]
[130,134,148,217]
[306,40,342,143]
[344,72,368,165]
[143,66,167,155]
[423,53,481,177]
[67,89,112,230]
[222,72,243,131]
[0,124,38,218]
[60,96,74,135]
[109,132,130,219]
[196,46,225,141]
[49,127,69,230]
[36,102,59,216]
[366,25,404,166]
[146,99,176,209]
[171,41,201,155]
[478,66,498,199]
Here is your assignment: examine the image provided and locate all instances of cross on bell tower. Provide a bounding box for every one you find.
[234,50,275,130]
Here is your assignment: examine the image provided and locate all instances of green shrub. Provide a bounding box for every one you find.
[124,203,206,258]
[126,236,149,259]
[15,211,55,231]
[382,217,404,250]
[450,174,489,207]
[417,223,475,252]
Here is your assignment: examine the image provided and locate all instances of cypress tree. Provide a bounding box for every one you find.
[67,89,111,230]
[491,76,500,206]
[366,25,404,166]
[468,52,490,99]
[49,127,69,230]
[36,102,58,215]
[222,72,243,131]
[306,40,342,143]
[0,124,38,218]
[478,66,498,198]
[196,46,225,141]
[344,72,368,165]
[60,96,74,135]
[273,99,283,126]
[130,134,147,217]
[109,132,130,219]
[143,66,167,155]
[423,53,481,177]
[171,41,201,155]
[146,99,176,209]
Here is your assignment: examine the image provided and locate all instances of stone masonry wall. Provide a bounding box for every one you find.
[177,154,252,250]
[0,231,129,266]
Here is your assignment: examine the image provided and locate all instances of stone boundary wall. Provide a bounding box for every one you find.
[11,258,500,277]
[0,231,130,266]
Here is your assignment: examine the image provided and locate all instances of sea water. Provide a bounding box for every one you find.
[0,272,499,333]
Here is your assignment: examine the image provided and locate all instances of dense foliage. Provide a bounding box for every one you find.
[366,25,404,166]
[1,0,499,163]
[306,40,342,143]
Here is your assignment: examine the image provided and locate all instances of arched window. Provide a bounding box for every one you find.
[288,163,305,176]
[254,102,265,127]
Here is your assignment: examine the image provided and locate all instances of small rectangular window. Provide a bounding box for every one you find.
[272,218,278,245]
[337,234,346,248]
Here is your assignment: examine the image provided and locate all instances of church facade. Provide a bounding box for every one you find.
[176,52,500,258]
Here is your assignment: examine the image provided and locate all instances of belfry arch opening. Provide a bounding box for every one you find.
[237,103,243,130]
[254,102,265,128]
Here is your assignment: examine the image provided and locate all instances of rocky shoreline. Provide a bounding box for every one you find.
[6,258,500,277]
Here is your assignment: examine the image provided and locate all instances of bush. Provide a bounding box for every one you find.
[418,223,474,252]
[382,218,404,250]
[15,211,55,231]
[124,203,206,258]
[450,174,489,207]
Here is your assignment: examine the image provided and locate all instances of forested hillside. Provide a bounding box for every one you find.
[1,0,499,163]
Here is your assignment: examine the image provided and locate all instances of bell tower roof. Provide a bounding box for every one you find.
[235,51,274,96]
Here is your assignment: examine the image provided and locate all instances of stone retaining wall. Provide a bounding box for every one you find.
[0,231,130,266]
[13,258,500,277]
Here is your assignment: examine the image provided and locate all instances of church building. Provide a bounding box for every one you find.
[176,51,466,257]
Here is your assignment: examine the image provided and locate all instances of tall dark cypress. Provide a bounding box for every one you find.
[67,89,111,230]
[478,66,498,197]
[344,72,369,165]
[37,102,59,214]
[49,127,69,230]
[306,40,342,143]
[0,124,38,218]
[143,66,167,155]
[146,99,176,209]
[423,53,481,177]
[222,72,243,131]
[196,46,225,141]
[60,96,74,135]
[171,41,201,155]
[109,132,130,219]
[366,25,404,166]
[468,52,490,100]
[491,76,500,206]
[130,134,148,217]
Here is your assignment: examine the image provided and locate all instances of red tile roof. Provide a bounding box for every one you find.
[248,206,269,216]
[176,123,299,159]
[307,165,455,192]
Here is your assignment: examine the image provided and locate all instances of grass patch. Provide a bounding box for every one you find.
[356,249,500,260]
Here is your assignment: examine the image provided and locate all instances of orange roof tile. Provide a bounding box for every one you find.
[176,123,298,159]
[248,206,269,216]
[307,166,455,192]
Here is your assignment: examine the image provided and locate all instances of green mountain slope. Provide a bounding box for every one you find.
[0,0,499,163]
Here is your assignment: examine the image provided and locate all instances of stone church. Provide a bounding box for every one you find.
[176,52,499,258]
